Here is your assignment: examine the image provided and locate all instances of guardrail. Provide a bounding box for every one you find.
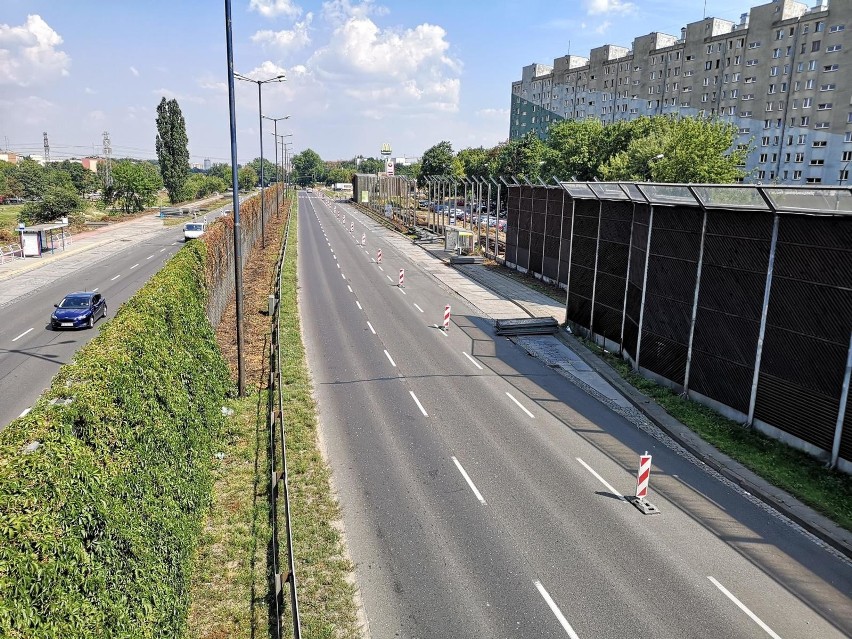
[267,202,301,638]
[0,243,23,263]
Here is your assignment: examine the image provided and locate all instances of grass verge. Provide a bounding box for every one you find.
[483,259,852,532]
[277,201,361,638]
[187,196,360,638]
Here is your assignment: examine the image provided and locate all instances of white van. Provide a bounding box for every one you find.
[183,220,208,241]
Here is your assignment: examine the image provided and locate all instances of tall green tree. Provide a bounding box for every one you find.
[207,162,231,182]
[456,147,490,179]
[155,97,190,204]
[493,134,547,181]
[419,141,456,187]
[106,160,163,213]
[291,149,325,186]
[18,185,82,225]
[356,157,384,175]
[247,157,278,186]
[12,158,47,200]
[237,165,257,192]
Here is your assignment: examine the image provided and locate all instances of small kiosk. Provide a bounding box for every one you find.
[18,219,70,257]
[444,225,474,255]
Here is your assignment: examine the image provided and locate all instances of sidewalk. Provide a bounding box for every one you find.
[333,195,852,561]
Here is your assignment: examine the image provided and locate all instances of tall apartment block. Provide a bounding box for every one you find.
[510,0,852,185]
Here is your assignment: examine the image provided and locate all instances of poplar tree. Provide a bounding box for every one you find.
[155,97,190,204]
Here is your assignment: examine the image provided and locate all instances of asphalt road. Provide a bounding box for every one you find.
[298,192,852,638]
[0,224,184,430]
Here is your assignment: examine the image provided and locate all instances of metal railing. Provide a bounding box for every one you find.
[267,199,301,638]
[0,243,23,263]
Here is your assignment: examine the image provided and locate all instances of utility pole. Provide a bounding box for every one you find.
[42,131,50,164]
[102,131,112,187]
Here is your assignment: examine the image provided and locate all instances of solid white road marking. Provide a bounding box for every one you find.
[342,273,346,279]
[110,274,120,281]
[93,288,98,292]
[147,254,155,259]
[413,303,424,313]
[130,263,139,270]
[384,350,397,367]
[386,275,393,283]
[534,581,581,639]
[409,391,428,416]
[452,456,487,505]
[433,324,449,336]
[337,263,340,269]
[367,322,376,335]
[160,247,166,252]
[378,266,384,272]
[463,352,484,370]
[506,392,535,418]
[575,458,625,501]
[399,288,407,295]
[356,301,362,310]
[347,285,353,293]
[19,407,32,417]
[707,577,782,639]
[12,328,34,342]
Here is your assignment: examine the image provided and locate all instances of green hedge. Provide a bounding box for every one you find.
[0,241,232,638]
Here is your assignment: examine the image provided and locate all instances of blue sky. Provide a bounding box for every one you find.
[0,0,751,165]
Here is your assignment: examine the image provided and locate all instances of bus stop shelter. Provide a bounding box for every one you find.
[18,220,70,257]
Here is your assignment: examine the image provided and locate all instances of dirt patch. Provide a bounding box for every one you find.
[215,202,291,389]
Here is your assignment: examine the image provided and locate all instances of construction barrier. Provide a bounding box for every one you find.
[398,268,404,287]
[636,452,652,499]
[377,249,382,264]
[443,305,451,332]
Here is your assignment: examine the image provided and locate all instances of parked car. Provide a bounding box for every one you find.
[184,220,208,241]
[51,292,107,330]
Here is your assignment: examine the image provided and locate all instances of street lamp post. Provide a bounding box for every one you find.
[235,71,285,249]
[223,0,247,397]
[263,115,290,220]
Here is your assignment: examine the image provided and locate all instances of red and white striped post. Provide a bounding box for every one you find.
[350,222,354,234]
[443,304,451,332]
[398,268,404,287]
[361,233,366,246]
[377,249,382,263]
[342,213,346,224]
[636,452,652,500]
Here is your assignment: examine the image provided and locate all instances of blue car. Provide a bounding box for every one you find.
[51,291,107,330]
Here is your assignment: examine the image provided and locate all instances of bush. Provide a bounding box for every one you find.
[0,241,232,638]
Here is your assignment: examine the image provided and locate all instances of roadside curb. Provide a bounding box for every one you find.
[554,329,852,561]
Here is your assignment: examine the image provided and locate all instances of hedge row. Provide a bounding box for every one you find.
[0,241,232,638]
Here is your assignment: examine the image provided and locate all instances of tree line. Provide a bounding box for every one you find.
[286,115,748,191]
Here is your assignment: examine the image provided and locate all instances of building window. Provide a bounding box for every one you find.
[814,122,829,129]
[800,116,810,125]
[823,64,839,72]
[812,40,822,52]
[818,103,832,110]
[806,79,815,89]
[806,177,823,184]
[795,153,805,162]
[815,21,825,32]
[770,66,779,76]
[731,89,739,98]
[741,110,752,117]
[794,170,802,179]
[827,44,842,53]
[809,159,825,165]
[759,153,768,162]
[748,41,761,49]
[798,134,807,144]
[820,84,836,91]
[829,24,845,33]
[809,60,818,71]
[843,151,852,162]
[803,98,812,108]
[746,59,758,67]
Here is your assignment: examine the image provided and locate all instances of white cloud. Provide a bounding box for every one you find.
[0,15,70,86]
[584,0,635,15]
[321,0,387,25]
[129,65,139,76]
[475,108,509,118]
[251,13,312,51]
[249,0,302,18]
[595,20,612,34]
[84,87,96,94]
[152,88,206,104]
[88,109,106,122]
